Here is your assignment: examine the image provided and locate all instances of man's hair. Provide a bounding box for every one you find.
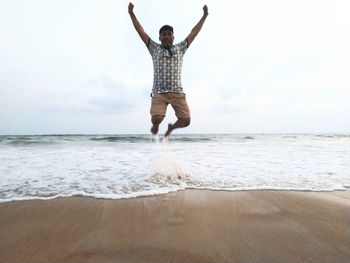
[159,25,173,35]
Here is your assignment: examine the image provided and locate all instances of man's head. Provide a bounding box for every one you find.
[159,25,174,48]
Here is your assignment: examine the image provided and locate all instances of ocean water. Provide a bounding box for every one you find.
[0,134,349,203]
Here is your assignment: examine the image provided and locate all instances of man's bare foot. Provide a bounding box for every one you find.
[164,123,174,137]
[151,125,159,135]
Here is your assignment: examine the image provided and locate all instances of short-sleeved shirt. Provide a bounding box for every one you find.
[147,38,189,94]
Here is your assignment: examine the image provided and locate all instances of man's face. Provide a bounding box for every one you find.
[159,30,174,48]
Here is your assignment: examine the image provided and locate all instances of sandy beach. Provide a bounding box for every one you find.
[0,189,349,263]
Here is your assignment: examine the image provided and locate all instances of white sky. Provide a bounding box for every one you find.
[1,0,349,135]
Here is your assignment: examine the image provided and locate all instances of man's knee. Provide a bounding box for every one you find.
[180,117,191,127]
[151,115,164,125]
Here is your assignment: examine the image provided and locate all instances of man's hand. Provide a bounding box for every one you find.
[128,2,134,14]
[203,5,208,16]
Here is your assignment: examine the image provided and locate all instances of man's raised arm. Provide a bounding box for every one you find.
[187,5,209,47]
[128,2,150,46]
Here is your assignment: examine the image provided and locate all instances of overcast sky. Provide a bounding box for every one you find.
[1,0,349,135]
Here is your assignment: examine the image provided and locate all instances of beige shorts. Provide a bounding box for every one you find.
[150,92,191,118]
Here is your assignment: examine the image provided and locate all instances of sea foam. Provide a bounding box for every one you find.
[0,134,349,203]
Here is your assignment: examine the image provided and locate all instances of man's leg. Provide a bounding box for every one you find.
[165,93,191,137]
[150,93,168,135]
[165,117,191,137]
[151,115,164,135]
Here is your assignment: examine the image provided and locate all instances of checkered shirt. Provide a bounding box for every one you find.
[147,38,188,94]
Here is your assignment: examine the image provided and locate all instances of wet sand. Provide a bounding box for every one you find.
[0,189,349,263]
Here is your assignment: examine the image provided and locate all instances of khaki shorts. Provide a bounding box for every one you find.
[150,92,191,118]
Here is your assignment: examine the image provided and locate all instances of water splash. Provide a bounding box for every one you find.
[149,135,192,186]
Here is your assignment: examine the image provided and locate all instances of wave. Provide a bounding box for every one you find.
[316,134,350,139]
[2,134,349,146]
[242,136,254,140]
[1,135,214,145]
[90,135,213,143]
[3,137,56,146]
[170,137,212,142]
[90,136,151,143]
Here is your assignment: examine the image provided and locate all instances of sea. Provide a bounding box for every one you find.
[0,134,349,203]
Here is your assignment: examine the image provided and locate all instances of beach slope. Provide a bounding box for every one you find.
[0,189,349,263]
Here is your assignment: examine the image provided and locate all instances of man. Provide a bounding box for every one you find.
[128,2,208,137]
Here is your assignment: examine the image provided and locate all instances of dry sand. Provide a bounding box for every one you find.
[0,189,349,263]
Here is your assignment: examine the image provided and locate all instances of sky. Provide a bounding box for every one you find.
[1,0,350,135]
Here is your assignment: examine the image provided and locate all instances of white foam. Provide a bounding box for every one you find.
[0,134,349,203]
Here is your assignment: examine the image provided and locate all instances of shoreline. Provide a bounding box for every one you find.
[1,189,349,263]
[1,186,349,204]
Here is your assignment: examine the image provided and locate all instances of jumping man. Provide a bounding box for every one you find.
[128,2,208,137]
